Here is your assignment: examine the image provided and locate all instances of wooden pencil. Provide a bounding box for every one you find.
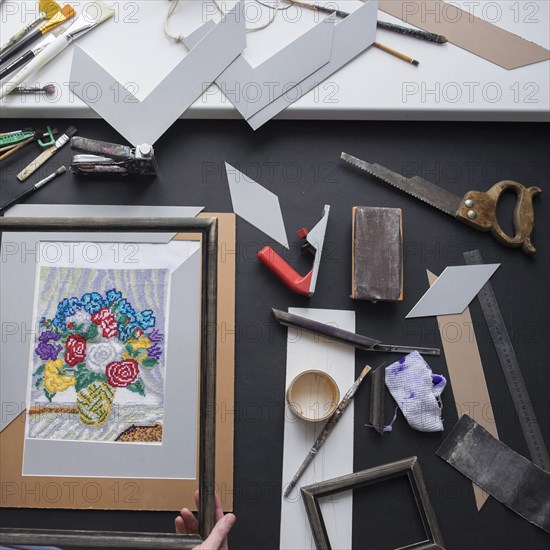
[374,41,419,66]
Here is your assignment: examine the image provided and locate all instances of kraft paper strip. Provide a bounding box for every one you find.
[428,270,498,510]
[379,0,550,70]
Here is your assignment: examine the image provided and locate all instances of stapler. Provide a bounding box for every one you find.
[257,205,330,297]
[70,137,157,177]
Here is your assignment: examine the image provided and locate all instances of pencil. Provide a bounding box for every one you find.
[374,41,419,66]
[283,365,371,498]
[284,0,447,43]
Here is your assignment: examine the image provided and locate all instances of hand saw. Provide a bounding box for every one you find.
[341,152,541,255]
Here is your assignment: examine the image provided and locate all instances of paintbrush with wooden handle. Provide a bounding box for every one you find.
[283,365,372,498]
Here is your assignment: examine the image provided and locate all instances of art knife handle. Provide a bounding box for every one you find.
[257,246,312,296]
[455,180,541,255]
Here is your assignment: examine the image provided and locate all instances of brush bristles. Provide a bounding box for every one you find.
[43,84,56,95]
[61,5,77,19]
[360,365,372,378]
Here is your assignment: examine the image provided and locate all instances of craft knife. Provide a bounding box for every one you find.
[272,308,440,356]
[341,152,541,255]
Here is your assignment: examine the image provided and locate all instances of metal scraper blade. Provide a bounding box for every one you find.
[341,152,462,216]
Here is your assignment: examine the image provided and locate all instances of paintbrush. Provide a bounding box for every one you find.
[0,1,115,100]
[284,0,447,43]
[0,5,76,65]
[283,365,372,498]
[0,35,57,81]
[0,1,61,54]
[0,166,66,215]
[17,126,76,182]
[11,84,56,95]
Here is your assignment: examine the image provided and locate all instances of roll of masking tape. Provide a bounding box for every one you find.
[286,370,340,422]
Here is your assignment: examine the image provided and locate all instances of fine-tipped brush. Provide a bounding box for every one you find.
[0,1,115,100]
[284,0,447,43]
[11,84,57,95]
[283,365,372,499]
[0,35,57,81]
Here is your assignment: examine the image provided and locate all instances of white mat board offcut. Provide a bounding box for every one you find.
[248,0,378,129]
[69,2,247,145]
[184,11,335,120]
[280,308,355,549]
[406,264,500,318]
[225,162,289,248]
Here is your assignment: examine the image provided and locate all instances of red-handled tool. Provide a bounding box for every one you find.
[257,205,330,296]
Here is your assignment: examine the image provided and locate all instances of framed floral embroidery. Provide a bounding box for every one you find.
[27,267,168,443]
[0,215,221,548]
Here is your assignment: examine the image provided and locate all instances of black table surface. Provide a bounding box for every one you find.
[0,118,549,550]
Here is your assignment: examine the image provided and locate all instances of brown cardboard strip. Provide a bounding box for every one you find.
[0,213,235,512]
[379,0,550,69]
[428,270,497,510]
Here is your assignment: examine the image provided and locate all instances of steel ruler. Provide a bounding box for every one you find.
[464,249,549,471]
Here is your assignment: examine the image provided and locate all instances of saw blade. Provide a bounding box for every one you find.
[341,153,462,216]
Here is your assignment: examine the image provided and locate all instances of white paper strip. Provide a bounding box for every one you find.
[280,308,355,550]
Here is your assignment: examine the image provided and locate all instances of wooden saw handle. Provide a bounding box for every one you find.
[455,180,541,255]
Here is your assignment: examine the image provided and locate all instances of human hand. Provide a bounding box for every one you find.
[175,490,236,550]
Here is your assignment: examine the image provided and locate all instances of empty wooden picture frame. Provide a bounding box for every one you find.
[300,456,445,550]
[0,216,219,549]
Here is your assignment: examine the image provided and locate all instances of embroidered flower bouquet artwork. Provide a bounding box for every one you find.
[27,267,168,444]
